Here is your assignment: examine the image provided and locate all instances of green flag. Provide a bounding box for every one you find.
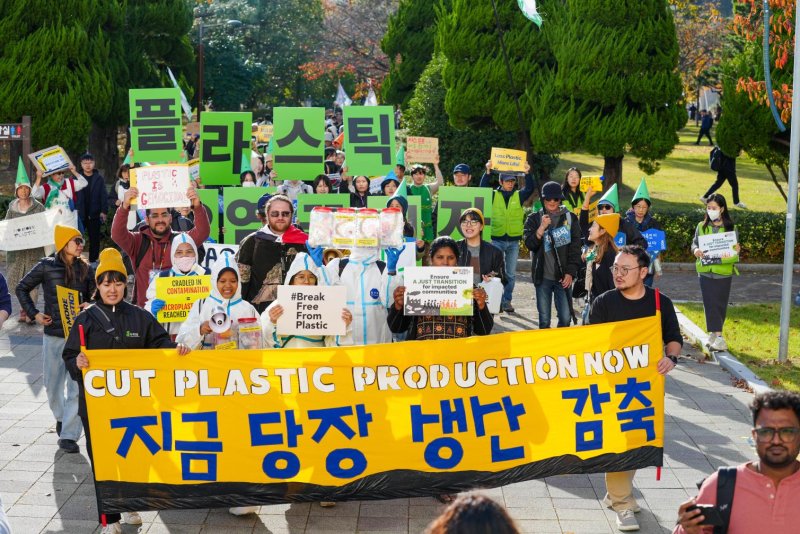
[518,0,543,28]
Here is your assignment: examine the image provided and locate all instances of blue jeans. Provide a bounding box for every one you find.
[42,334,82,441]
[492,239,519,306]
[536,278,571,328]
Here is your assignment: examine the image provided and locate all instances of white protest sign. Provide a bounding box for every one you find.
[201,243,240,271]
[0,208,64,251]
[276,285,347,336]
[131,164,191,210]
[697,231,738,265]
[28,145,73,177]
[403,266,473,316]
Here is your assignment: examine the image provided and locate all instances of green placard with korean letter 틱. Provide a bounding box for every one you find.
[343,106,395,177]
[200,112,252,186]
[272,107,325,181]
[129,88,183,164]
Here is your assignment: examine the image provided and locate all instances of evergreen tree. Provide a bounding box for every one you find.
[381,0,450,108]
[0,1,118,156]
[529,0,686,187]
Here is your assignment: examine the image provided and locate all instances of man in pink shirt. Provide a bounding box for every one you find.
[673,390,800,533]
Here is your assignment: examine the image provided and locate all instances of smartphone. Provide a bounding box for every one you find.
[685,504,724,527]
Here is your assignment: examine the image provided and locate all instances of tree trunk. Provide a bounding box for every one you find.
[603,155,624,190]
[88,123,120,184]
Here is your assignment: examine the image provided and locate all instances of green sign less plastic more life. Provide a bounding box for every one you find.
[128,88,183,164]
[200,112,252,186]
[272,107,325,181]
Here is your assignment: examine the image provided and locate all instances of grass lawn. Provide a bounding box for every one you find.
[555,122,787,214]
[678,302,800,391]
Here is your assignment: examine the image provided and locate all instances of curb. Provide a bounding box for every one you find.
[674,306,771,395]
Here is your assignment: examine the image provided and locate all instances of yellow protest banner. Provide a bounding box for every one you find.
[580,175,604,193]
[490,147,527,173]
[155,275,211,323]
[56,285,80,338]
[82,316,664,513]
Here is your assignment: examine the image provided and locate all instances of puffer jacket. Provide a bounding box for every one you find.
[16,256,95,337]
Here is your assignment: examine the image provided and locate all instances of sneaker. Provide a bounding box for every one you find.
[602,496,640,513]
[502,303,515,313]
[710,335,728,351]
[734,202,748,209]
[101,522,122,534]
[56,421,62,437]
[616,509,640,531]
[706,332,717,348]
[122,511,142,525]
[229,506,259,515]
[319,502,336,508]
[699,196,708,203]
[58,439,79,454]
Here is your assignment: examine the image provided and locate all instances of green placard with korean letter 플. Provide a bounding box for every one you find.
[129,88,183,164]
[343,106,395,177]
[200,112,252,186]
[272,107,325,181]
[436,186,493,241]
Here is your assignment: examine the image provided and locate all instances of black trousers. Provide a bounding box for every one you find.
[84,216,102,263]
[704,172,740,205]
[696,129,713,145]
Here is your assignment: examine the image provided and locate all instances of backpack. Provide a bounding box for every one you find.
[709,146,722,172]
[695,466,737,534]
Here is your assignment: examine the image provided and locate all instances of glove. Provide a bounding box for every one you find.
[385,245,406,273]
[305,241,325,268]
[151,299,166,316]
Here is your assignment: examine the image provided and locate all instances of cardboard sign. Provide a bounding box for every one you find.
[436,186,493,241]
[698,231,738,264]
[490,147,526,173]
[131,164,191,210]
[155,275,212,323]
[579,176,603,193]
[223,187,278,244]
[28,146,73,177]
[642,229,667,253]
[343,106,395,176]
[200,112,252,186]
[403,266,473,316]
[257,124,274,143]
[201,243,240,271]
[276,285,347,335]
[405,136,439,164]
[56,285,80,338]
[129,88,183,163]
[0,208,62,251]
[273,107,324,181]
[295,194,350,232]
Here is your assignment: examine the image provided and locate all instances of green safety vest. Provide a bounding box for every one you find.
[694,223,739,276]
[491,190,524,238]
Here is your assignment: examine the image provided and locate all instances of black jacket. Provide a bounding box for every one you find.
[76,170,108,219]
[523,208,582,286]
[456,239,508,286]
[63,301,175,382]
[16,257,95,337]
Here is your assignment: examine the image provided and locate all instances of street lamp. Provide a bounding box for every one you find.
[196,19,243,120]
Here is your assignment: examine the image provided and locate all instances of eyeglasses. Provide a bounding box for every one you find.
[598,204,614,211]
[611,264,641,276]
[460,219,481,227]
[753,426,800,443]
[269,211,292,218]
[72,238,84,246]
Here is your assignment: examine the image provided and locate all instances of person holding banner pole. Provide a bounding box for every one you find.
[691,194,739,352]
[63,248,189,533]
[16,224,95,454]
[589,245,682,532]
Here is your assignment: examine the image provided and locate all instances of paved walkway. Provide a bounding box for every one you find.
[0,267,763,534]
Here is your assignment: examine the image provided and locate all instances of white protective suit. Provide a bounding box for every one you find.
[144,233,210,337]
[325,248,399,345]
[261,252,352,348]
[177,251,260,349]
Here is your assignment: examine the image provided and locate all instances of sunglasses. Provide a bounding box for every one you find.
[72,237,85,246]
[269,211,292,218]
[598,204,614,211]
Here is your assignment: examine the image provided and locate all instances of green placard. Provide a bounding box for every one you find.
[200,112,252,186]
[343,106,395,176]
[128,88,183,164]
[367,195,422,239]
[295,194,350,232]
[197,188,221,244]
[223,187,278,244]
[273,107,325,181]
[436,186,493,241]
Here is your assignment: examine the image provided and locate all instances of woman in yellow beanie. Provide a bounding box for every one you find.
[62,248,190,533]
[15,224,93,454]
[580,214,620,322]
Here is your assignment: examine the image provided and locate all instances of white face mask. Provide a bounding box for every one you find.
[174,256,196,273]
[707,209,721,221]
[243,181,256,188]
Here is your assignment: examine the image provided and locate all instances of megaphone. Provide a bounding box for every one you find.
[209,306,231,333]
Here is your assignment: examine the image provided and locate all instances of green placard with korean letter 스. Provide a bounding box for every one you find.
[272,107,325,181]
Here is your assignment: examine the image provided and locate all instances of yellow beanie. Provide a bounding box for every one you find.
[95,248,128,279]
[595,213,620,237]
[54,224,81,252]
